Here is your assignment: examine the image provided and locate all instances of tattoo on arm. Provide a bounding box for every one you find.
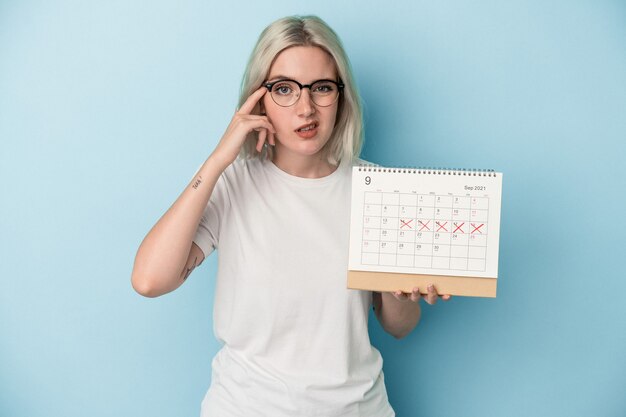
[192,176,203,189]
[181,256,204,281]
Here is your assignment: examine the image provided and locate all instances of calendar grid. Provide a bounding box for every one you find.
[361,192,489,272]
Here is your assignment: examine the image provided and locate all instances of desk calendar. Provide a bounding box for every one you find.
[348,165,503,298]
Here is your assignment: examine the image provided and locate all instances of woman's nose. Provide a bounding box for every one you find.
[296,88,315,117]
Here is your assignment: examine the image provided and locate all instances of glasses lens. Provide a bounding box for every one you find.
[271,80,299,107]
[310,81,339,107]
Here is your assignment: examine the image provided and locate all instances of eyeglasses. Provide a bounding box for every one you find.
[263,78,344,107]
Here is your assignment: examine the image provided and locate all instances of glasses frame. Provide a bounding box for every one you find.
[263,78,344,107]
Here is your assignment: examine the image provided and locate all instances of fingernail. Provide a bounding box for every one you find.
[428,284,434,291]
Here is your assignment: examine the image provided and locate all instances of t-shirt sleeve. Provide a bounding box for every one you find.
[192,166,231,258]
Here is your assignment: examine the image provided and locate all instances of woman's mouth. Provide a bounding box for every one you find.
[295,122,319,138]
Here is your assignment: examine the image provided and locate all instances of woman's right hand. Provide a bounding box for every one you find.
[210,87,276,170]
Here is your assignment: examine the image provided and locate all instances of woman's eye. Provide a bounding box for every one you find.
[313,84,334,93]
[274,85,293,95]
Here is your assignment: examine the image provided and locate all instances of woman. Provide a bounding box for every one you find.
[131,15,449,417]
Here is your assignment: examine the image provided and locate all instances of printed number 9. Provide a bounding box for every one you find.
[365,176,371,185]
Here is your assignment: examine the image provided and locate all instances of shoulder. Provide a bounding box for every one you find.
[217,157,275,195]
[222,157,265,179]
[334,158,378,180]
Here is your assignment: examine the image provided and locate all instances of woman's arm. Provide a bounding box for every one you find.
[131,87,275,298]
[373,286,450,339]
[130,156,225,297]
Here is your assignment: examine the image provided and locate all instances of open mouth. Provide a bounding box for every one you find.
[296,122,318,132]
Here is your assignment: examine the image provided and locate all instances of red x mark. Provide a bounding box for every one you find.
[436,221,448,232]
[400,219,413,229]
[471,223,484,234]
[453,222,465,233]
[418,220,430,231]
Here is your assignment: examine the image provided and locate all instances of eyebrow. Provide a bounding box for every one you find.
[266,74,291,82]
[266,74,336,83]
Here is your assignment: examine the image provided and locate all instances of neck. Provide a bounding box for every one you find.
[271,147,337,178]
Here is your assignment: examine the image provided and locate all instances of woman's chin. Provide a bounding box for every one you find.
[276,137,329,158]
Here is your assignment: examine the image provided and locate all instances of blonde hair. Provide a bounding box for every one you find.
[238,15,363,165]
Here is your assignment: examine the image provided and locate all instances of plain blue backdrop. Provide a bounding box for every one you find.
[1,1,625,416]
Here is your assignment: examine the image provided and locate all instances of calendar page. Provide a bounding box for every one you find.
[349,166,503,279]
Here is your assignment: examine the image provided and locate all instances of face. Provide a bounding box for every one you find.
[263,46,339,161]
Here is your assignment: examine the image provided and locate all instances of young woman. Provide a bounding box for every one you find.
[131,15,449,417]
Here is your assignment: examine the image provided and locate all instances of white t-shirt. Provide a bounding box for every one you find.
[193,157,394,417]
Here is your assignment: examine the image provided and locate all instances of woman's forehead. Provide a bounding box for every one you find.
[267,46,337,82]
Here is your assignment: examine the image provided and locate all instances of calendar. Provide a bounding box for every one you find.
[348,165,503,298]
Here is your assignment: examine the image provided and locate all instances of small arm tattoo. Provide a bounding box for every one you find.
[192,176,203,189]
[181,256,204,281]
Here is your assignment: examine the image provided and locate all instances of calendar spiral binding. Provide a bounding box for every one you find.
[357,164,497,177]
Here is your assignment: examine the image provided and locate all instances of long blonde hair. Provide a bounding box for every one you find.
[238,15,363,165]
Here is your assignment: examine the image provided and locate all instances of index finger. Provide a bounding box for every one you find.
[237,87,268,115]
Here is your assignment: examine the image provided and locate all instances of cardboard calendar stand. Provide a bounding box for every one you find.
[347,271,497,298]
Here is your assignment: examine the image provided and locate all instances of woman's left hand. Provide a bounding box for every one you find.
[390,284,451,305]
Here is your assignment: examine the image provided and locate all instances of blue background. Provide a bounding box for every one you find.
[1,1,625,416]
